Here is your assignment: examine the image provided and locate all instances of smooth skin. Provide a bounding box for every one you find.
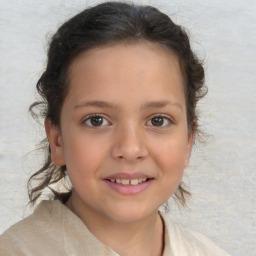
[45,42,194,256]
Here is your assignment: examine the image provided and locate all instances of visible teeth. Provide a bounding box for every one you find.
[116,179,121,184]
[121,179,129,185]
[140,178,147,183]
[131,179,139,185]
[108,178,149,185]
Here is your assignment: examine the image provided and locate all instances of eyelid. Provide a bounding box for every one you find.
[82,113,112,127]
[146,114,174,127]
[81,113,174,127]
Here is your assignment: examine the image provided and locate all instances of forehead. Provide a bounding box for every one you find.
[65,42,185,109]
[69,41,182,81]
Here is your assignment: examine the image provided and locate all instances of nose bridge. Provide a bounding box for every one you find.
[111,120,148,162]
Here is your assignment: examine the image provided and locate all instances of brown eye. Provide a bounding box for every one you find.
[147,116,171,127]
[91,116,103,126]
[151,117,164,126]
[84,115,109,127]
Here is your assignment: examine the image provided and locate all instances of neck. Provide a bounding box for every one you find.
[66,193,164,256]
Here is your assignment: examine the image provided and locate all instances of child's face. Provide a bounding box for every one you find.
[47,42,194,223]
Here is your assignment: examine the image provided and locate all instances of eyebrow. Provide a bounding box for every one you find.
[141,100,183,112]
[74,100,183,111]
[74,100,117,110]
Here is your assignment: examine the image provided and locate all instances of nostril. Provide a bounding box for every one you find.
[111,142,148,162]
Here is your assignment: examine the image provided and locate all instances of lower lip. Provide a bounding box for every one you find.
[103,179,154,195]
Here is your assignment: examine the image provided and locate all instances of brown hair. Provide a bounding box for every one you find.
[28,1,206,206]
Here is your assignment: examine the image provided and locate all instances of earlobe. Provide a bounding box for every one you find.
[45,119,65,166]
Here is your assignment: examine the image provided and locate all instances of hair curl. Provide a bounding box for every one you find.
[28,1,206,207]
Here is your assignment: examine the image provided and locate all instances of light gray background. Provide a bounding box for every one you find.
[0,1,255,255]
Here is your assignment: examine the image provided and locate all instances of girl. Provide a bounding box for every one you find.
[0,2,231,255]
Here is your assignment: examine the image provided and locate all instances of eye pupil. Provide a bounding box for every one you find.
[91,116,103,126]
[152,117,163,126]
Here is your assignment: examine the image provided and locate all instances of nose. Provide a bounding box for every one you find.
[111,123,149,163]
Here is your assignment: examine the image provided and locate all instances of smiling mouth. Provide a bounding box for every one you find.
[105,178,153,186]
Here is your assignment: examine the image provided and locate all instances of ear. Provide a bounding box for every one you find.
[45,119,65,166]
[184,121,197,168]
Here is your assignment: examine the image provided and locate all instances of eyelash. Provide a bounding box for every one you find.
[146,114,173,127]
[82,114,173,128]
[83,114,111,127]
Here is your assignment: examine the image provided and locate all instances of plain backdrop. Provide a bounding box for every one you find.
[0,1,255,255]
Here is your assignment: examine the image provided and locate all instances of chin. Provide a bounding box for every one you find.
[102,203,158,224]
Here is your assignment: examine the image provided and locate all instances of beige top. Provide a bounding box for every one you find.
[0,200,231,256]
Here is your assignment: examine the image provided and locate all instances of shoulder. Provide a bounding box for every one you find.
[0,200,113,256]
[0,200,65,256]
[160,211,231,256]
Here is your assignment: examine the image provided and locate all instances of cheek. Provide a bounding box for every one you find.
[154,136,188,171]
[154,141,188,199]
[62,134,109,179]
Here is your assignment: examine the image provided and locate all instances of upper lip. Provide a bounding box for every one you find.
[104,172,153,180]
